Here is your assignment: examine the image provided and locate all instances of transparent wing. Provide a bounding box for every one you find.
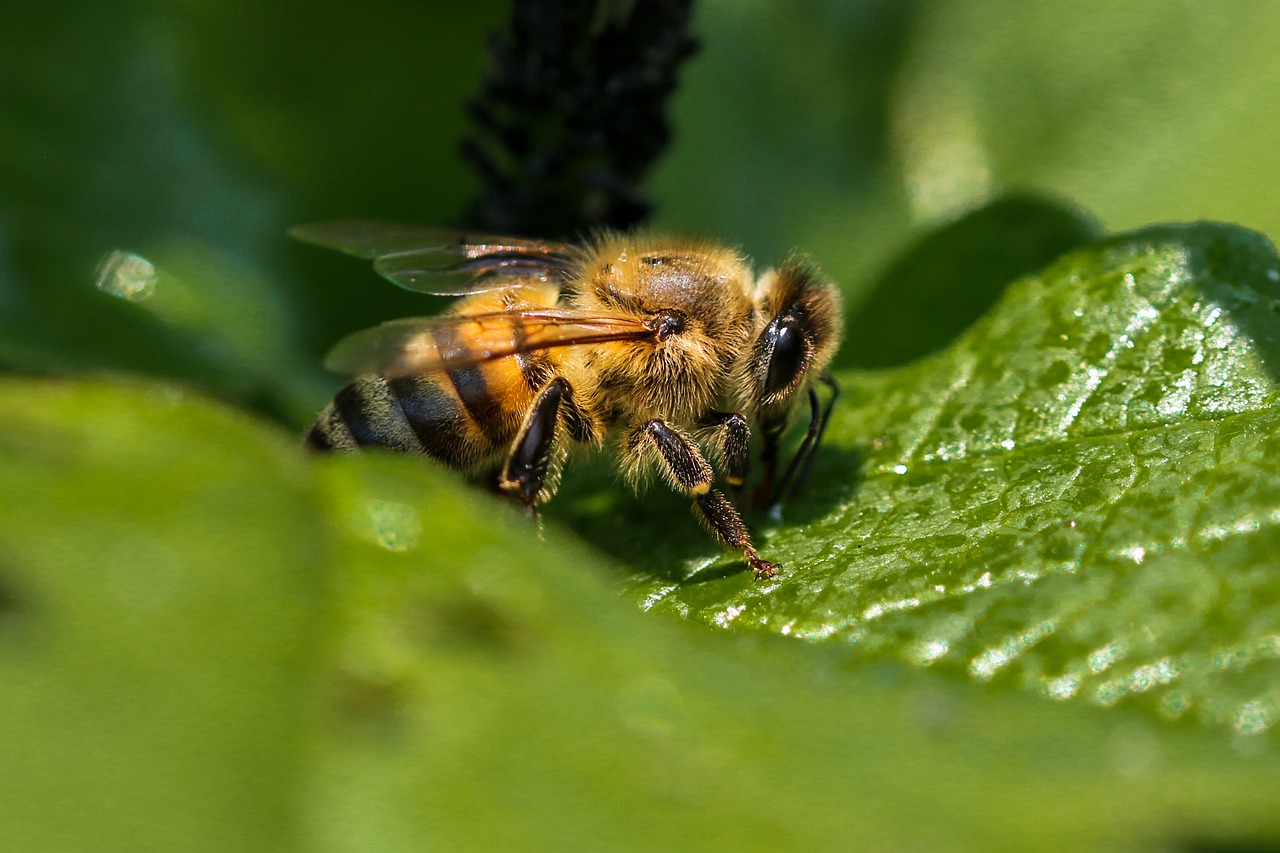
[372,247,576,296]
[324,308,654,377]
[289,219,577,296]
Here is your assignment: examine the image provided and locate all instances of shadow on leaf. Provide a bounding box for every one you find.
[839,194,1099,369]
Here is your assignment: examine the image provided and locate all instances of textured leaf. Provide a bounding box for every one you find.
[624,222,1280,733]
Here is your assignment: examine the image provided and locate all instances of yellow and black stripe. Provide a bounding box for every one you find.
[306,294,578,468]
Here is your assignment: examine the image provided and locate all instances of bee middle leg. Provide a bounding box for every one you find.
[699,410,751,507]
[631,418,778,579]
[498,377,575,508]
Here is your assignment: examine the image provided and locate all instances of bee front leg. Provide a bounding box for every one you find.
[499,377,574,508]
[631,418,778,580]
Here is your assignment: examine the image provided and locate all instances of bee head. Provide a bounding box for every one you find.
[746,260,843,435]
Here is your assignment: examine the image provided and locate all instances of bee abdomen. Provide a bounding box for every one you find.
[306,374,501,469]
[304,407,351,451]
[390,374,492,465]
[306,376,423,454]
[443,363,508,445]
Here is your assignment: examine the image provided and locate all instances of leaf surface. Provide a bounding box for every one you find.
[623,223,1280,732]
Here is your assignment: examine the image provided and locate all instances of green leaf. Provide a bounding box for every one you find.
[837,194,1100,368]
[0,379,326,852]
[5,377,1280,851]
[623,221,1280,733]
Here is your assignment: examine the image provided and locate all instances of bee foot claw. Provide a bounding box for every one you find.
[748,556,780,580]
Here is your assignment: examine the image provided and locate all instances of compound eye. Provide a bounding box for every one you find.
[763,313,808,396]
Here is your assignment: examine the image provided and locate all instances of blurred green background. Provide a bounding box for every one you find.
[6,1,1280,850]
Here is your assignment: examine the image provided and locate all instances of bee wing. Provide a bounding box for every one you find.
[290,219,577,296]
[324,308,654,377]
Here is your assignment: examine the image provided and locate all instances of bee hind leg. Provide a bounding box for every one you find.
[632,418,778,580]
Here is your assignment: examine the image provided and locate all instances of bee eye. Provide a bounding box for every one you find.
[763,313,808,396]
[654,311,686,341]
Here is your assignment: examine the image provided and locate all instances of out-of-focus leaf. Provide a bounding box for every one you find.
[652,0,915,285]
[0,0,503,415]
[623,222,1280,733]
[838,194,1099,368]
[4,377,1280,852]
[894,2,1280,241]
[0,379,326,852]
[0,5,289,377]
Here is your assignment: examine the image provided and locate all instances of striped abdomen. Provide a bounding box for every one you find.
[307,286,564,467]
[306,353,544,469]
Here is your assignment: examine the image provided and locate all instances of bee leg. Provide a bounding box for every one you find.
[700,411,751,507]
[633,418,778,579]
[498,377,572,508]
[770,372,840,508]
[753,429,782,509]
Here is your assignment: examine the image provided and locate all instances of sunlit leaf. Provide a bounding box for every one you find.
[628,222,1280,734]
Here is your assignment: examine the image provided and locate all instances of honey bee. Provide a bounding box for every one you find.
[294,221,842,578]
